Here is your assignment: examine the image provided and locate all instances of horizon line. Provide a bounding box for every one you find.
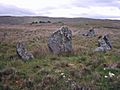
[0,15,120,21]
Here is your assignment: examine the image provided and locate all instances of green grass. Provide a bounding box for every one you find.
[0,21,120,90]
[0,49,119,90]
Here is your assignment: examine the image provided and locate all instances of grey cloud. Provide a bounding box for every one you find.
[71,12,120,19]
[35,5,72,16]
[35,7,55,16]
[0,1,120,20]
[0,3,35,16]
[37,4,72,13]
[0,3,63,16]
[72,0,120,8]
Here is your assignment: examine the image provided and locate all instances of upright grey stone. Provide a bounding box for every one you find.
[83,28,96,37]
[95,34,112,52]
[16,42,34,60]
[48,26,72,54]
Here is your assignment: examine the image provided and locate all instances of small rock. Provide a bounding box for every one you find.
[95,34,112,52]
[16,42,34,60]
[83,27,96,37]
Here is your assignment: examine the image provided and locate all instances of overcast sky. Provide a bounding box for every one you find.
[0,0,120,20]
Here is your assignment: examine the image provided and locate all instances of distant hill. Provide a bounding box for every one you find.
[0,16,120,27]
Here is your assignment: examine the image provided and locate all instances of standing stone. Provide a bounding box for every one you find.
[48,26,72,54]
[83,27,96,37]
[16,42,34,60]
[95,34,112,52]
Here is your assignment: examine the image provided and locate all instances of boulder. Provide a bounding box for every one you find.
[83,28,96,37]
[16,42,34,60]
[95,34,112,52]
[48,26,72,54]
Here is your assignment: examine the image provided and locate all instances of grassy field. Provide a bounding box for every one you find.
[0,17,120,90]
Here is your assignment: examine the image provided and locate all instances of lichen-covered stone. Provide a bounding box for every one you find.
[48,26,72,54]
[95,34,112,52]
[83,28,96,37]
[16,42,34,60]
